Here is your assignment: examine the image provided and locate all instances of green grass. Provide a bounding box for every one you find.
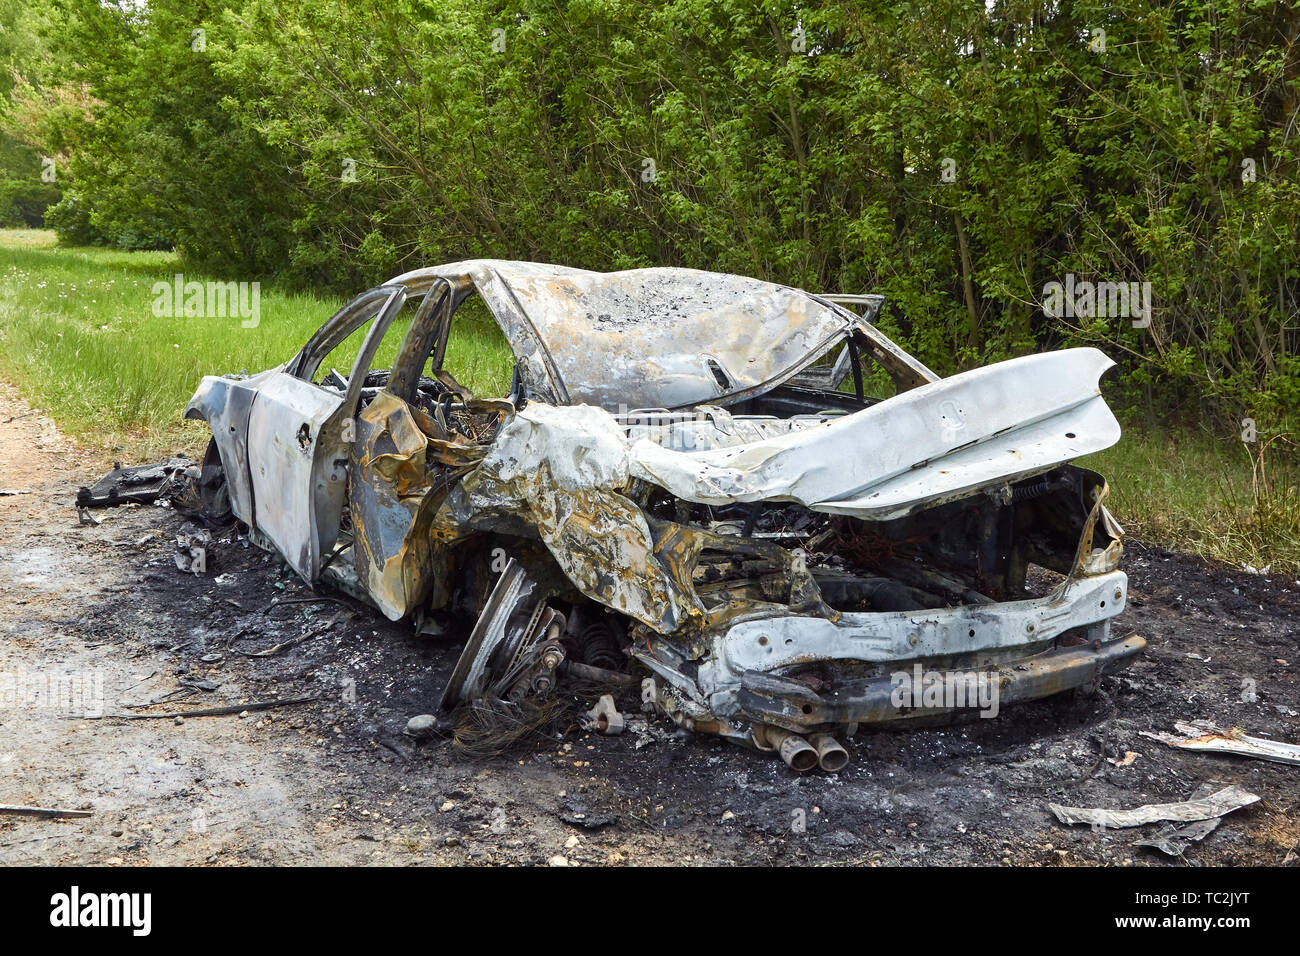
[2,229,1296,573]
[1082,430,1300,575]
[0,229,512,459]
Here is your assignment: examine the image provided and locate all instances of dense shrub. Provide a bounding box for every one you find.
[42,194,99,244]
[0,177,58,227]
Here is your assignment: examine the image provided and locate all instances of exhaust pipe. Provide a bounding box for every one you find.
[762,726,818,773]
[809,734,849,772]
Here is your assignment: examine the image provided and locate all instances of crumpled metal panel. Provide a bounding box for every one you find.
[620,408,828,451]
[350,390,485,620]
[629,348,1121,519]
[457,403,705,633]
[436,349,1121,638]
[387,261,853,410]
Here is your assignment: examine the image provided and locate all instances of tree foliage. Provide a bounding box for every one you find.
[4,0,1298,434]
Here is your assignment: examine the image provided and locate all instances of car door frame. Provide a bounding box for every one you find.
[245,285,409,581]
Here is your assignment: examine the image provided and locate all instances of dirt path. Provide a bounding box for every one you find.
[2,381,1297,866]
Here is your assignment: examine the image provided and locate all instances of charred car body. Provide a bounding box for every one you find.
[186,261,1143,771]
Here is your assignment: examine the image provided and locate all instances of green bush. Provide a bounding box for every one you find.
[42,194,101,245]
[0,176,58,227]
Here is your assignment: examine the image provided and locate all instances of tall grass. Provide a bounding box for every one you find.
[1081,430,1299,574]
[0,230,512,458]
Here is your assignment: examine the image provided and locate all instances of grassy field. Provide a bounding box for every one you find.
[0,229,511,457]
[2,229,1296,572]
[1082,432,1299,575]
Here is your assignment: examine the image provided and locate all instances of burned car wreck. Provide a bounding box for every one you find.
[184,261,1143,772]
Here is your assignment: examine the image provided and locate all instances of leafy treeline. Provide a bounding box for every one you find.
[3,0,1298,434]
[0,0,59,227]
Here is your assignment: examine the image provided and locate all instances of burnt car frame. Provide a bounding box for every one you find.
[186,260,1143,771]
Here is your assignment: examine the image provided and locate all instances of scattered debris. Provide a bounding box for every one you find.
[76,505,101,526]
[265,595,354,614]
[584,695,625,735]
[556,790,621,832]
[624,715,672,750]
[0,804,93,819]
[404,714,438,739]
[77,457,194,509]
[1108,750,1139,767]
[1133,818,1221,856]
[174,521,212,575]
[560,808,619,830]
[0,488,32,496]
[230,612,344,658]
[178,677,219,692]
[1142,722,1300,766]
[1048,785,1260,829]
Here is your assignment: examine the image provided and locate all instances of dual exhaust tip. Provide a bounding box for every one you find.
[761,727,849,773]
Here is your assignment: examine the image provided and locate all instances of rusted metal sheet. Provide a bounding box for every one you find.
[1141,723,1300,766]
[351,390,498,620]
[388,261,859,409]
[457,403,701,633]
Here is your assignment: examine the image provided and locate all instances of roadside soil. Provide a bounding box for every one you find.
[2,380,1297,866]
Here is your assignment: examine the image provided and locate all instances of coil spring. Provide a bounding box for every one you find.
[579,620,623,670]
[1012,477,1056,503]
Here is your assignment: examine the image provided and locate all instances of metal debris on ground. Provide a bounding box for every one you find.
[174,522,212,575]
[584,694,625,735]
[1048,785,1260,829]
[1141,721,1300,766]
[559,793,619,830]
[76,457,195,509]
[1133,818,1222,857]
[122,694,318,720]
[0,804,93,819]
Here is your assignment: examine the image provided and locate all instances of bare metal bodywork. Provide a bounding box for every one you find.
[186,260,1143,770]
